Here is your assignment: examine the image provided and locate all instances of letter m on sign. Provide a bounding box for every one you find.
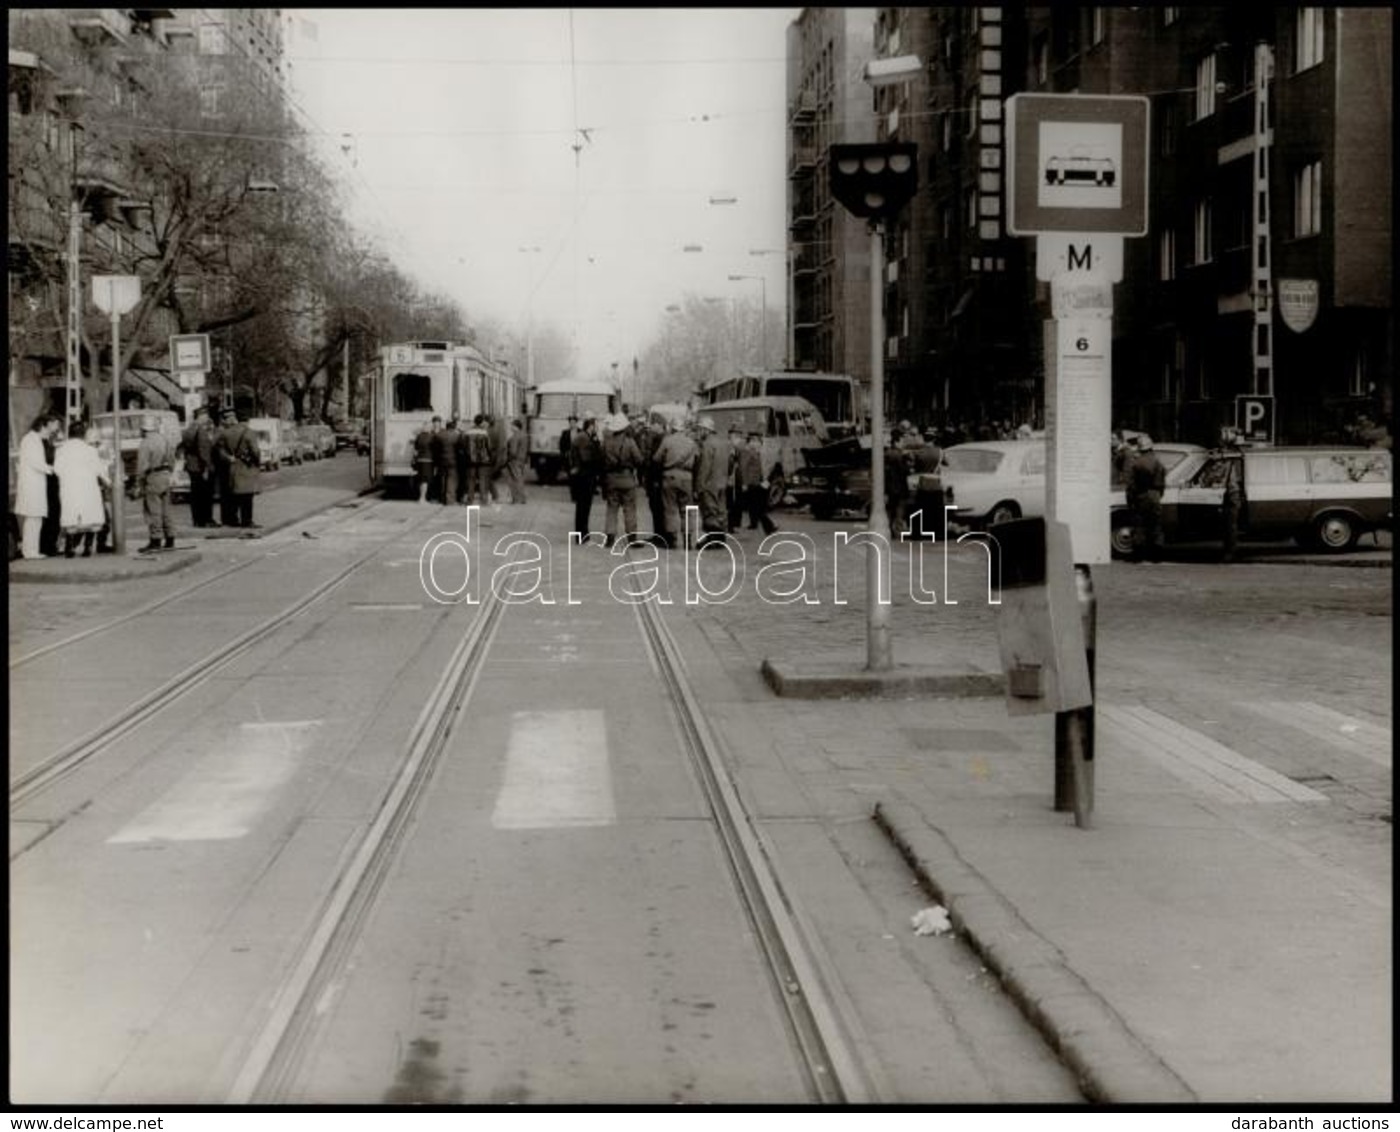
[1067,243,1092,271]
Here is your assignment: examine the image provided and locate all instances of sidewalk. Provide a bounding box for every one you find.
[8,482,373,585]
[666,529,1391,1104]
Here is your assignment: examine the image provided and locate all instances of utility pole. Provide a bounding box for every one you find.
[65,201,83,425]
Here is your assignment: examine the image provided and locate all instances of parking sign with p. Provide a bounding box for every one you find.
[1236,395,1274,445]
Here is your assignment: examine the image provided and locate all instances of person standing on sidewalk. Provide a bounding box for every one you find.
[736,430,778,535]
[600,414,642,547]
[215,410,261,529]
[459,414,493,506]
[136,418,177,552]
[568,414,602,540]
[1126,436,1166,562]
[1220,452,1245,563]
[16,413,59,559]
[179,405,219,528]
[54,420,109,558]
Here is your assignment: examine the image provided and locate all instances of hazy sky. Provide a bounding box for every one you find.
[284,8,804,378]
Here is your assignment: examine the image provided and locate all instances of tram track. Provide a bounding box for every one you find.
[9,493,387,671]
[8,496,435,827]
[219,555,879,1104]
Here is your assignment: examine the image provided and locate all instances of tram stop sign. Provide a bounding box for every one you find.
[1006,94,1149,237]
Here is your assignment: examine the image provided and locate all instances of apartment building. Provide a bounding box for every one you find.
[805,7,1391,444]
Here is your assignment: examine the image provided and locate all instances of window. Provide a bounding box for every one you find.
[1193,200,1212,264]
[967,188,977,229]
[1162,7,1178,25]
[1294,161,1322,237]
[1035,37,1049,84]
[1195,53,1217,121]
[1159,228,1176,281]
[199,85,223,118]
[941,112,953,152]
[1296,8,1324,72]
[393,373,434,413]
[1248,455,1309,485]
[1311,454,1391,484]
[1160,103,1177,156]
[1091,8,1106,46]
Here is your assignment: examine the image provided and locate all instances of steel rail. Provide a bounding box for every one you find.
[10,495,387,670]
[225,556,515,1104]
[8,500,437,818]
[633,595,883,1105]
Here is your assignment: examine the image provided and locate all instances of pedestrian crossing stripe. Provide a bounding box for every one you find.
[1098,704,1328,804]
[492,709,616,829]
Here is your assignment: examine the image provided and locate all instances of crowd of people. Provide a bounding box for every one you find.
[13,405,269,561]
[411,412,530,509]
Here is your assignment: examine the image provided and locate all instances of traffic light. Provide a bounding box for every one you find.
[828,142,919,222]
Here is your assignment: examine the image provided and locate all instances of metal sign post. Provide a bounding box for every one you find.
[1007,94,1149,828]
[93,275,141,555]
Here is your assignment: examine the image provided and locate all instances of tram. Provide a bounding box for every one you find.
[367,340,522,495]
[525,377,620,483]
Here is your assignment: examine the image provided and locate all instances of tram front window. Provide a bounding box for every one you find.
[393,372,435,412]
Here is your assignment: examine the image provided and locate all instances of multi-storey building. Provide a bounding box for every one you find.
[811,7,1391,444]
[785,9,876,390]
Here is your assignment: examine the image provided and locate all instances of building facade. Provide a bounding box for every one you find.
[785,8,876,390]
[805,7,1392,445]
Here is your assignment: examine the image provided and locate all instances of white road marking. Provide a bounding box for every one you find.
[1098,704,1328,804]
[492,709,615,829]
[107,721,322,844]
[1241,701,1391,768]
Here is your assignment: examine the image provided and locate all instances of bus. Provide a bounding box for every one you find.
[368,340,522,494]
[698,370,860,438]
[525,378,620,483]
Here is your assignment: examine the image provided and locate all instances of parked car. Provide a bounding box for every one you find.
[92,409,190,501]
[941,438,1203,529]
[288,424,319,463]
[247,417,291,471]
[334,418,364,450]
[306,421,336,458]
[1110,445,1392,556]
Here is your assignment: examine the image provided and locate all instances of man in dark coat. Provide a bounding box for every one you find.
[568,415,602,540]
[214,409,261,529]
[1126,436,1167,562]
[180,405,220,528]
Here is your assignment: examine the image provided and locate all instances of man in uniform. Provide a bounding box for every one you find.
[433,416,459,506]
[652,416,697,550]
[1126,436,1167,562]
[215,409,261,529]
[504,418,529,503]
[414,416,438,503]
[180,405,220,528]
[459,414,492,506]
[136,418,177,552]
[693,416,731,547]
[600,414,643,547]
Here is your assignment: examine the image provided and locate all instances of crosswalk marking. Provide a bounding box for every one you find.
[1098,704,1328,804]
[492,709,616,830]
[108,721,323,843]
[1241,702,1391,768]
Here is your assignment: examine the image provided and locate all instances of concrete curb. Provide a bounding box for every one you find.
[8,549,202,584]
[872,798,1198,1105]
[761,657,1005,700]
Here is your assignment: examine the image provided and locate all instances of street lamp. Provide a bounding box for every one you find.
[727,274,766,369]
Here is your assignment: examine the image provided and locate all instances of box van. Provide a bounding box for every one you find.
[701,395,828,508]
[92,410,190,500]
[247,418,290,470]
[1110,446,1392,555]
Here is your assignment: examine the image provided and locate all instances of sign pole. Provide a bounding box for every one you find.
[866,219,892,671]
[110,298,126,556]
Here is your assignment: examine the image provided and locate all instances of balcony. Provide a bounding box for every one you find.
[74,150,131,202]
[789,89,816,122]
[788,144,817,179]
[68,9,130,44]
[8,180,65,256]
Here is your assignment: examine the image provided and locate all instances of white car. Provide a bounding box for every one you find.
[941,438,1204,529]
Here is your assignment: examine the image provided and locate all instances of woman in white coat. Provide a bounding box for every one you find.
[54,419,110,557]
[16,413,58,559]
